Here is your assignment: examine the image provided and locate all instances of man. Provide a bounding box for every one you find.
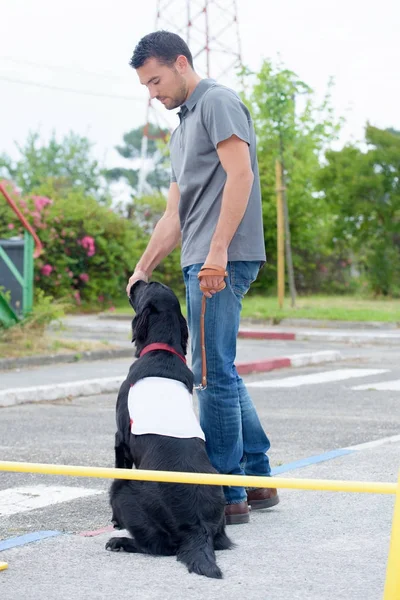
[126,30,279,524]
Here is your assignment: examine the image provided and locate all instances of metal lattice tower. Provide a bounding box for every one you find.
[138,0,243,195]
[156,0,243,81]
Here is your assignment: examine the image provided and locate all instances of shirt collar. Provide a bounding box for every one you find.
[178,78,216,120]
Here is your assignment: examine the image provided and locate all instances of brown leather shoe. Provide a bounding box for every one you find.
[247,487,280,510]
[225,501,250,525]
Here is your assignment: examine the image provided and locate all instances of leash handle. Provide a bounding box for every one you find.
[194,265,228,391]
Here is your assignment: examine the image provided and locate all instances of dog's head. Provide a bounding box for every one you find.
[129,280,189,357]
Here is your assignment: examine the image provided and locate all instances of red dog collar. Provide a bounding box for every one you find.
[139,343,186,364]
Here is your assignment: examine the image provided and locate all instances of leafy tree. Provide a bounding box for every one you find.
[241,60,343,293]
[0,131,103,198]
[105,124,170,196]
[317,125,400,296]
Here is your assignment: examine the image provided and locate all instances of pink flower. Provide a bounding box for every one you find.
[67,271,74,278]
[109,306,116,312]
[41,264,53,276]
[7,223,15,230]
[73,291,81,305]
[79,273,89,283]
[32,196,52,212]
[98,295,104,302]
[78,235,96,257]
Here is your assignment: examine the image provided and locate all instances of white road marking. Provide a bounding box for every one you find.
[352,379,400,391]
[345,434,400,451]
[247,369,389,388]
[0,485,103,517]
[288,350,343,367]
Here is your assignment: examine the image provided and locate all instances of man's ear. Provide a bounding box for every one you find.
[179,313,189,356]
[131,305,152,344]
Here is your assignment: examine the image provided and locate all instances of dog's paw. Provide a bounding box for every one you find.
[105,537,124,552]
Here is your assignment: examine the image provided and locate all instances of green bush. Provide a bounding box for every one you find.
[0,181,148,308]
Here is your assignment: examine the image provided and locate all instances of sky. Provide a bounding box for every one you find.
[1,0,399,174]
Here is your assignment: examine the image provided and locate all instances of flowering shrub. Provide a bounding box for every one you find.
[0,182,149,307]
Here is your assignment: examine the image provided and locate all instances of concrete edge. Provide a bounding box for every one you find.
[238,329,400,345]
[0,348,134,372]
[98,313,400,330]
[238,331,296,341]
[57,323,400,346]
[0,350,345,408]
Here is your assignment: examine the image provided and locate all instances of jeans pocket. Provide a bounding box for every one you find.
[229,261,261,300]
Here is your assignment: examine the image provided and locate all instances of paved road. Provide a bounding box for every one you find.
[1,335,397,391]
[0,342,399,599]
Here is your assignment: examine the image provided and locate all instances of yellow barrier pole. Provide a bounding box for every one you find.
[383,471,400,599]
[0,461,396,495]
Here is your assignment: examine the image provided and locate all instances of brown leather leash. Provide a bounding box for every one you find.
[194,264,228,391]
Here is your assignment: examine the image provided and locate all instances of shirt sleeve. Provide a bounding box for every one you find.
[170,165,177,183]
[201,89,251,149]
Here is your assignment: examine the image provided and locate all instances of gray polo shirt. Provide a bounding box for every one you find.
[169,78,266,268]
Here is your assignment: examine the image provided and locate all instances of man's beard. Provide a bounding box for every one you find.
[167,75,188,110]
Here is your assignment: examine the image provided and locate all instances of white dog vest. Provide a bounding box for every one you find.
[128,376,205,441]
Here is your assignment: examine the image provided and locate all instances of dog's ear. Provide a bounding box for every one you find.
[129,280,147,312]
[131,305,152,344]
[179,313,189,356]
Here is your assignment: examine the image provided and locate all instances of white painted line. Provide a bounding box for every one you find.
[288,350,343,367]
[352,379,400,391]
[247,369,389,389]
[296,331,400,340]
[0,485,103,517]
[345,434,400,451]
[0,376,125,407]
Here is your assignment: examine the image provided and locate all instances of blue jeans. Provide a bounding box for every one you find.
[182,261,272,505]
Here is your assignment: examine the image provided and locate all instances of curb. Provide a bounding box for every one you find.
[0,376,126,408]
[238,329,400,345]
[56,320,400,346]
[0,348,134,372]
[0,350,343,408]
[239,331,296,341]
[98,313,400,330]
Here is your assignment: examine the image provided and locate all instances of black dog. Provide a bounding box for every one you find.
[106,280,233,579]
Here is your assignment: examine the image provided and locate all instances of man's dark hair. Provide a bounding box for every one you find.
[130,30,194,70]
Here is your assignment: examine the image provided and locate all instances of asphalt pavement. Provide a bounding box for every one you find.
[0,319,400,599]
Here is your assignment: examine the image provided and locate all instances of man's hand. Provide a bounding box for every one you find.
[199,248,228,298]
[126,269,149,296]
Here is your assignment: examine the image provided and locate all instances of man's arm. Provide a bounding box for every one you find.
[126,182,181,295]
[201,134,254,297]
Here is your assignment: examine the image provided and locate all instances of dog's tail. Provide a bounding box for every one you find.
[177,526,222,579]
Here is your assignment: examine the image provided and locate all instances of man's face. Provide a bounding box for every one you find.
[136,57,188,110]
